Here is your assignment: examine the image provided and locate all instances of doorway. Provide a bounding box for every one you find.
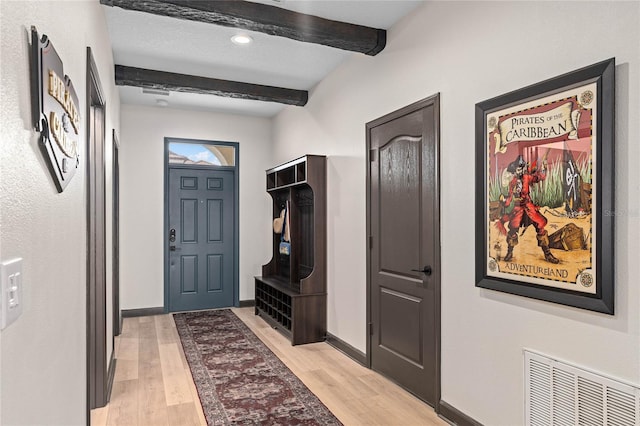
[86,48,113,410]
[366,94,441,407]
[112,131,121,336]
[164,138,239,312]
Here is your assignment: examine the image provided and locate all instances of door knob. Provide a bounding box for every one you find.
[411,266,432,276]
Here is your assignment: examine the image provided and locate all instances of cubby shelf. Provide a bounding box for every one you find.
[255,155,326,345]
[255,279,292,331]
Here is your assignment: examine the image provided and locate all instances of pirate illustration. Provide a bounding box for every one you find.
[496,154,560,264]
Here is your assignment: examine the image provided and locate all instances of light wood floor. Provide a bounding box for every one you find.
[91,307,447,426]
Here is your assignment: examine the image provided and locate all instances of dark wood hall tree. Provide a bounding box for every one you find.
[255,155,326,345]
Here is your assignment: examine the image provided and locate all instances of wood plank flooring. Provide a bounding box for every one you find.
[91,307,446,426]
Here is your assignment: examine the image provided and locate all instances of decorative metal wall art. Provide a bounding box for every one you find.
[31,27,80,192]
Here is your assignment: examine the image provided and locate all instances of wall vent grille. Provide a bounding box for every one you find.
[525,350,639,426]
[141,88,170,96]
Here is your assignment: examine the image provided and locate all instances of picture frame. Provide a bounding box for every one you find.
[475,58,615,314]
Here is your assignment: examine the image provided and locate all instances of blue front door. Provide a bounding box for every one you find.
[168,168,235,311]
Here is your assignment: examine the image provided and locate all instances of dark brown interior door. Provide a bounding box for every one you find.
[367,95,440,406]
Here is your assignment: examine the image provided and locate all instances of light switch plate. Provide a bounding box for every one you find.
[1,258,24,330]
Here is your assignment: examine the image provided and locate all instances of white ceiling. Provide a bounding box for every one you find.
[103,0,424,117]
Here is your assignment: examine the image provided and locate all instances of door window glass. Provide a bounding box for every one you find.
[168,142,236,166]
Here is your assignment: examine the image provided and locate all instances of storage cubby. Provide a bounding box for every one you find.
[266,172,276,190]
[276,167,295,187]
[296,162,306,183]
[255,155,326,345]
[255,280,292,331]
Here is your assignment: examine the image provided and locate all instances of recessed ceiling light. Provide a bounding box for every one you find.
[156,99,169,107]
[231,34,253,45]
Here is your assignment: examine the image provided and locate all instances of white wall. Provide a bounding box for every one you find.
[273,2,640,424]
[119,105,272,309]
[0,1,120,424]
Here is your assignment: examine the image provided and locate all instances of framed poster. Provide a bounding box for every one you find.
[475,58,615,314]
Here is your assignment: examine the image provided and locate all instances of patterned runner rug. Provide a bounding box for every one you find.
[174,309,342,425]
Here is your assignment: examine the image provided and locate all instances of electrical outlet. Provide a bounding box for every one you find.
[1,258,24,330]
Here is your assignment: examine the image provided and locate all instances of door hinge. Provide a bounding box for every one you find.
[369,322,374,335]
[369,236,373,249]
[369,149,376,162]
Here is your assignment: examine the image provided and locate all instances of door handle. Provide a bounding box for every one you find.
[169,246,181,252]
[411,266,432,276]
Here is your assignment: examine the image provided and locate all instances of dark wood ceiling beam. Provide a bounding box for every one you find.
[101,0,386,56]
[115,65,308,106]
